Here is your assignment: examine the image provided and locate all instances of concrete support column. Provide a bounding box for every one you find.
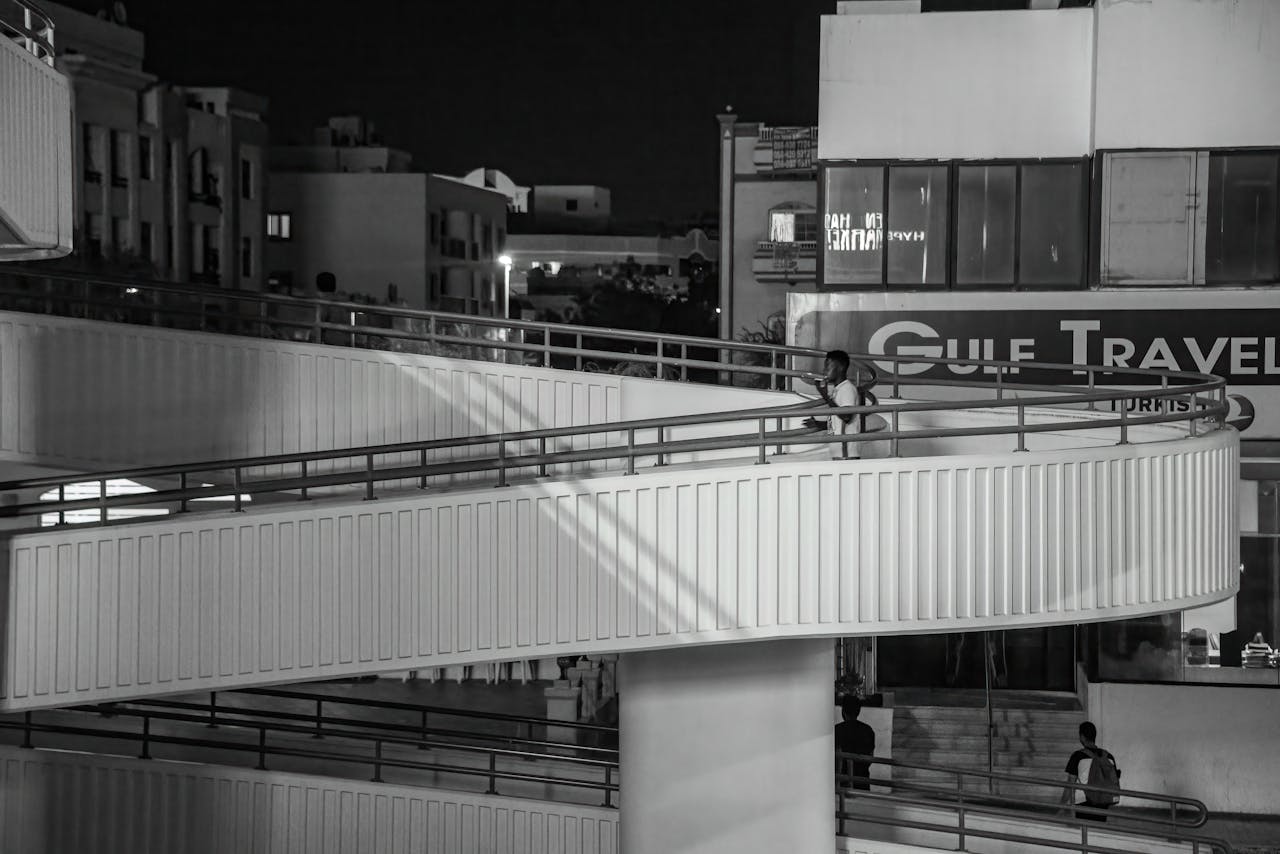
[620,638,834,854]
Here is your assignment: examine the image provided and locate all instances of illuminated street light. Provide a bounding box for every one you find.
[498,254,512,318]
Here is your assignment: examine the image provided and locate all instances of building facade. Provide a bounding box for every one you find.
[267,119,510,314]
[716,119,818,342]
[47,1,266,289]
[796,0,1280,811]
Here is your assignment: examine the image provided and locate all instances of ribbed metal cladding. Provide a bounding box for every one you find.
[0,36,72,258]
[0,313,622,471]
[1,427,1238,711]
[0,745,618,853]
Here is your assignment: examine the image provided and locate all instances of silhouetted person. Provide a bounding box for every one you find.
[1060,720,1121,822]
[835,695,876,790]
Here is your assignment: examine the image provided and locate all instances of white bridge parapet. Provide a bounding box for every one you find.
[1,411,1237,710]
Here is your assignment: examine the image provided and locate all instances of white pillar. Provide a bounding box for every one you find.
[620,638,834,854]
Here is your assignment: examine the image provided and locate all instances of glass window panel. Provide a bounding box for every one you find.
[1101,152,1197,284]
[1207,153,1279,284]
[886,165,948,286]
[769,211,795,243]
[795,213,818,243]
[823,166,884,286]
[1019,163,1086,287]
[956,165,1016,285]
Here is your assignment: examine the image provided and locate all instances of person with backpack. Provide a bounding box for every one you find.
[1060,721,1121,821]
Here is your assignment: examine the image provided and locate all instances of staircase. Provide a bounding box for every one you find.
[892,700,1084,802]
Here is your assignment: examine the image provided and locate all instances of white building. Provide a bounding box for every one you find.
[800,0,1280,814]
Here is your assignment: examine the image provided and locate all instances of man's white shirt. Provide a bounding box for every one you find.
[829,379,859,435]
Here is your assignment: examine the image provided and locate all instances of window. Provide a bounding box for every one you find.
[1019,162,1086,287]
[886,165,948,286]
[267,213,292,240]
[822,161,1086,289]
[822,166,884,286]
[139,135,153,181]
[110,217,126,252]
[82,124,101,183]
[566,199,579,212]
[240,157,253,200]
[241,236,253,277]
[84,212,102,258]
[109,130,129,187]
[768,206,818,243]
[140,221,153,260]
[1207,152,1278,283]
[1100,152,1198,284]
[955,165,1016,285]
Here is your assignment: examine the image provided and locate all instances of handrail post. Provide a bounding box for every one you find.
[956,776,966,851]
[486,752,498,794]
[575,332,582,371]
[21,712,32,749]
[1118,400,1130,446]
[1086,370,1097,411]
[996,366,1004,401]
[57,483,65,526]
[626,429,636,475]
[300,459,310,500]
[656,338,665,381]
[99,477,107,525]
[890,410,900,458]
[603,766,614,807]
[757,419,768,465]
[419,709,428,749]
[179,471,189,513]
[364,453,376,501]
[208,691,218,728]
[538,437,548,477]
[139,716,151,759]
[256,726,268,770]
[1016,404,1027,452]
[311,303,323,344]
[313,698,323,738]
[497,440,508,487]
[680,343,688,382]
[654,427,665,467]
[232,468,243,512]
[372,740,383,782]
[1189,391,1199,437]
[419,449,429,489]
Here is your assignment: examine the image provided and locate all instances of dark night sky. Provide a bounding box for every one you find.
[59,0,833,222]
[60,0,1017,222]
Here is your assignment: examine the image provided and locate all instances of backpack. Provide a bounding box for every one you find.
[1083,748,1121,806]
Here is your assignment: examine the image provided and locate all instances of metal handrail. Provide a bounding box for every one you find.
[0,379,1228,528]
[1,0,54,64]
[233,686,619,736]
[836,787,1233,854]
[2,699,621,805]
[116,695,618,759]
[837,752,1206,827]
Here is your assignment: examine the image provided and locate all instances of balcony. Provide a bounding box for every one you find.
[751,239,817,284]
[189,176,222,210]
[0,0,73,260]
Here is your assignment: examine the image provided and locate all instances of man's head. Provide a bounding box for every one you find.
[841,695,862,722]
[1079,721,1098,746]
[824,349,851,385]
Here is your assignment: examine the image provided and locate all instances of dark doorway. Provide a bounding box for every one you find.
[878,627,1076,691]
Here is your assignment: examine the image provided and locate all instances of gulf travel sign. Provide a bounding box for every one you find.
[786,290,1280,438]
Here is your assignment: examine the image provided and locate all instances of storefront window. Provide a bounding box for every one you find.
[956,165,1016,285]
[1207,152,1279,284]
[823,166,883,286]
[1019,163,1086,287]
[887,165,948,286]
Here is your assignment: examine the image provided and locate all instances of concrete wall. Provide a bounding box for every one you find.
[818,8,1094,160]
[1088,681,1280,814]
[1093,0,1280,150]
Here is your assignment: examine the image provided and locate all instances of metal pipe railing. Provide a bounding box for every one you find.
[836,754,1233,854]
[1,0,55,64]
[837,752,1207,827]
[2,700,620,805]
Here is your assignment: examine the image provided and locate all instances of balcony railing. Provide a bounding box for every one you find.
[1,0,54,64]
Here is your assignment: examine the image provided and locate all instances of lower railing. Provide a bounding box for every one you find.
[0,692,621,806]
[838,752,1232,854]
